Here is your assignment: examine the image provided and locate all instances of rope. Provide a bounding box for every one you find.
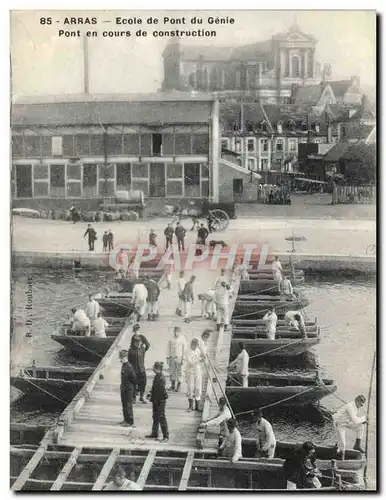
[20,371,70,405]
[231,298,306,320]
[68,336,105,359]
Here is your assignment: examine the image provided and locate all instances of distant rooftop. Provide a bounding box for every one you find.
[12,91,215,105]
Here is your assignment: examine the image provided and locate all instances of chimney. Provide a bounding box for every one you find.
[327,124,333,143]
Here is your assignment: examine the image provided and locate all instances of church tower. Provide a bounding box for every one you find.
[162,39,182,91]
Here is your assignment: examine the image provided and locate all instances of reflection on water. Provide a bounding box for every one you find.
[10,269,376,487]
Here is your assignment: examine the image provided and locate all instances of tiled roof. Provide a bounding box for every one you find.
[292,84,326,105]
[321,142,352,161]
[329,80,353,97]
[340,141,376,161]
[11,99,214,127]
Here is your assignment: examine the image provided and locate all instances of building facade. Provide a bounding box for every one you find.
[11,94,221,206]
[220,102,339,181]
[162,24,327,104]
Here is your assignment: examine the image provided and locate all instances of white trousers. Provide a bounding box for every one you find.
[169,358,183,383]
[334,422,365,452]
[266,327,276,340]
[186,371,202,400]
[135,299,147,316]
[147,301,157,316]
[241,374,249,388]
[183,300,192,319]
[201,299,216,317]
[216,304,229,325]
[177,297,185,312]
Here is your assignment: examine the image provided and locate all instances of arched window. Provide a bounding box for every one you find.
[246,121,254,133]
[301,121,308,131]
[260,120,268,132]
[291,56,300,78]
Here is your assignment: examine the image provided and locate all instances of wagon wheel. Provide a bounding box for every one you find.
[208,209,229,232]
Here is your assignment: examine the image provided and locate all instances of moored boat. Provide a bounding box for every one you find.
[234,295,309,318]
[94,291,134,316]
[230,337,320,357]
[225,371,337,411]
[10,366,94,406]
[51,334,117,358]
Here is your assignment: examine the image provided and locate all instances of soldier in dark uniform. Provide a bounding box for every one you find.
[145,361,169,442]
[118,349,137,427]
[164,223,174,249]
[128,334,148,404]
[175,221,186,251]
[83,224,97,251]
[107,229,114,250]
[102,231,109,252]
[197,223,209,245]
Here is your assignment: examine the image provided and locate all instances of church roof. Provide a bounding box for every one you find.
[272,23,318,43]
[329,80,355,97]
[179,40,272,62]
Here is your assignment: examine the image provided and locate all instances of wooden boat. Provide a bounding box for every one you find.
[10,445,353,491]
[230,337,320,357]
[11,423,47,447]
[240,278,304,294]
[11,387,24,406]
[94,292,134,316]
[232,318,318,327]
[232,324,319,334]
[226,372,337,411]
[60,325,122,337]
[234,295,309,319]
[51,334,117,358]
[10,366,94,405]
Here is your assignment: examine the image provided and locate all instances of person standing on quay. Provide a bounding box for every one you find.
[176,271,186,316]
[164,223,174,249]
[145,361,169,442]
[167,326,187,392]
[132,281,148,322]
[131,323,151,352]
[215,281,232,331]
[83,224,97,251]
[102,231,109,252]
[197,223,209,245]
[185,338,202,412]
[128,334,148,404]
[107,229,114,251]
[175,221,186,251]
[272,256,283,291]
[254,408,276,459]
[86,294,100,322]
[118,349,136,427]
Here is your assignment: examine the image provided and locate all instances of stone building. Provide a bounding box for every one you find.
[162,24,326,104]
[11,93,222,206]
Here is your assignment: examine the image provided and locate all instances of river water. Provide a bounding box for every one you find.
[10,269,376,489]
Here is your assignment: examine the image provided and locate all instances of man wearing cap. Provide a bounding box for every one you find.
[254,409,276,459]
[145,362,169,442]
[181,275,196,323]
[184,338,203,412]
[130,324,150,352]
[176,270,187,316]
[333,394,367,459]
[118,349,137,427]
[83,224,97,251]
[132,281,148,322]
[283,441,322,489]
[200,397,232,446]
[128,334,148,404]
[167,326,187,392]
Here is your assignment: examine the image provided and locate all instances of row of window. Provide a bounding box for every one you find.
[222,137,299,153]
[12,132,210,159]
[226,121,321,134]
[11,162,210,199]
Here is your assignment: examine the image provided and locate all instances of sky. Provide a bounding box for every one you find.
[10,10,376,99]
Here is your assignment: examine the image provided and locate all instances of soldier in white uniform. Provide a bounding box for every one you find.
[272,256,283,291]
[263,308,278,340]
[228,342,249,388]
[213,268,228,290]
[71,307,91,335]
[85,294,100,321]
[184,338,202,412]
[333,394,367,459]
[166,326,187,392]
[198,289,216,318]
[254,409,276,459]
[215,282,232,331]
[132,282,148,322]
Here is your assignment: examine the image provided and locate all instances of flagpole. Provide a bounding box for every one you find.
[83,36,89,94]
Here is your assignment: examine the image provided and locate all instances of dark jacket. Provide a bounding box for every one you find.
[128,345,146,374]
[84,227,97,241]
[175,225,186,239]
[198,227,209,240]
[107,231,114,242]
[102,233,109,245]
[164,227,174,238]
[130,333,150,352]
[150,372,168,402]
[120,361,137,390]
[182,281,194,302]
[149,232,157,245]
[282,451,318,488]
[146,279,160,302]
